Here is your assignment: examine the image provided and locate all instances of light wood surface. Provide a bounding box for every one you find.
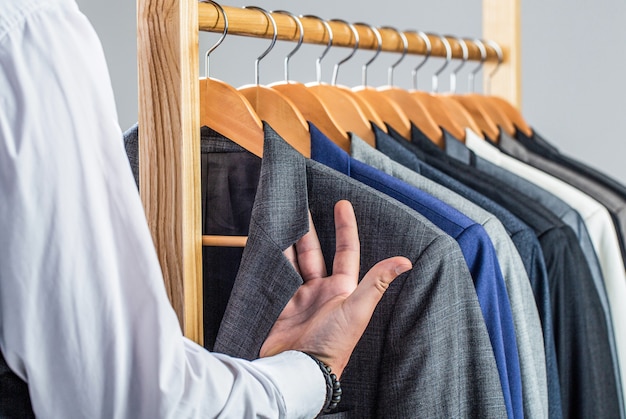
[203,235,248,247]
[199,4,501,62]
[483,0,522,109]
[137,0,203,344]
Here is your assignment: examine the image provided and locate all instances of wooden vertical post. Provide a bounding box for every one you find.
[483,0,522,109]
[137,0,203,344]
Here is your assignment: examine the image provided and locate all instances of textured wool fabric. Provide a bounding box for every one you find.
[377,124,564,419]
[210,123,508,418]
[468,131,626,413]
[457,130,624,418]
[311,124,522,419]
[351,134,548,419]
[413,126,620,419]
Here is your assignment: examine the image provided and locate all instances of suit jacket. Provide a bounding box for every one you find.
[377,124,564,419]
[516,129,626,205]
[310,124,521,419]
[351,134,548,419]
[500,132,626,270]
[211,123,507,418]
[463,131,624,417]
[409,124,620,419]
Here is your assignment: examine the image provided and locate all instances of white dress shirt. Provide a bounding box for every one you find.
[466,129,626,403]
[0,0,325,417]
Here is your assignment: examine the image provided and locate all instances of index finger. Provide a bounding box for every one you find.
[332,200,360,279]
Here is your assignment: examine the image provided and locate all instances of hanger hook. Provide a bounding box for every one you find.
[330,19,360,86]
[432,34,451,93]
[243,6,277,85]
[380,26,408,86]
[201,0,228,79]
[448,36,468,94]
[272,10,304,83]
[300,15,333,84]
[354,23,382,87]
[485,40,503,95]
[468,38,486,93]
[408,31,431,90]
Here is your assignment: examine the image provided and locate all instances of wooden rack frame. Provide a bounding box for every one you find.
[137,0,521,344]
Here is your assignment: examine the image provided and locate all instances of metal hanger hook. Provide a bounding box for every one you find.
[300,15,333,84]
[354,22,382,87]
[485,40,503,95]
[330,19,360,86]
[448,36,468,94]
[432,34,451,93]
[201,0,228,79]
[243,6,277,85]
[408,31,431,90]
[272,10,303,83]
[468,38,486,93]
[380,26,408,86]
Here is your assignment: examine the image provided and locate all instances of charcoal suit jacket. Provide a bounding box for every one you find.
[210,124,507,418]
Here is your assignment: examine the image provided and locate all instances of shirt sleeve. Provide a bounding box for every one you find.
[0,1,325,417]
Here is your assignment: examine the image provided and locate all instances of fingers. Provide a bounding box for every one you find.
[332,200,361,280]
[345,256,412,319]
[283,244,301,275]
[294,211,328,281]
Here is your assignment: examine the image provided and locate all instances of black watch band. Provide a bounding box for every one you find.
[303,353,342,415]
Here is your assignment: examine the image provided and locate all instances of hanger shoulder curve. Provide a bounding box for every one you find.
[450,94,500,141]
[200,78,264,158]
[354,87,411,139]
[411,90,466,141]
[437,95,485,139]
[270,81,350,152]
[378,87,443,146]
[306,83,376,146]
[483,96,532,137]
[239,84,310,157]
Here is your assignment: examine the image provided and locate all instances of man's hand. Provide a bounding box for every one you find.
[260,200,412,378]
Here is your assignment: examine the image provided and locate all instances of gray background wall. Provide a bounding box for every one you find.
[76,0,626,185]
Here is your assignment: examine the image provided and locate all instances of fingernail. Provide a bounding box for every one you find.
[395,264,412,275]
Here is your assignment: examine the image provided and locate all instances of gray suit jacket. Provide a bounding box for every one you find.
[211,124,507,418]
[351,135,548,418]
[499,132,626,271]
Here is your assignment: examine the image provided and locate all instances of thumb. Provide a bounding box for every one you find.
[345,256,412,320]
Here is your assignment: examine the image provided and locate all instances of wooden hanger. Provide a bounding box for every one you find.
[200,78,264,158]
[199,2,263,157]
[411,35,468,141]
[369,29,441,144]
[481,40,532,138]
[350,23,411,140]
[268,12,350,151]
[307,83,376,146]
[445,38,500,141]
[459,39,531,140]
[272,82,350,150]
[238,7,310,157]
[300,17,377,146]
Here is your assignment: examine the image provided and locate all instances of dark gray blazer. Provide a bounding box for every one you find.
[499,132,626,270]
[211,124,507,418]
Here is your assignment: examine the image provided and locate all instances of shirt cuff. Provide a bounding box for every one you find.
[252,350,326,418]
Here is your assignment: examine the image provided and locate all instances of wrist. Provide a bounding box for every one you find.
[303,352,343,416]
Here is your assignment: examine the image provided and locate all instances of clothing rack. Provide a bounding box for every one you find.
[136,0,521,344]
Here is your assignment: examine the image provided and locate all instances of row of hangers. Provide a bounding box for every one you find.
[200,1,533,161]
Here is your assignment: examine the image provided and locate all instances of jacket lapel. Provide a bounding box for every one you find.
[214,123,310,360]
